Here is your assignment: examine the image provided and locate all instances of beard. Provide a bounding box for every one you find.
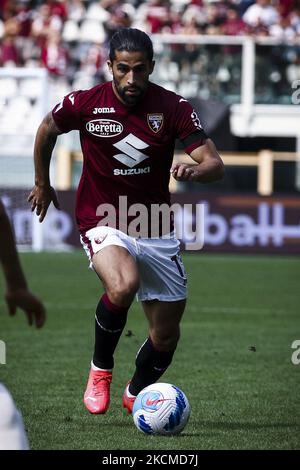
[113,79,145,106]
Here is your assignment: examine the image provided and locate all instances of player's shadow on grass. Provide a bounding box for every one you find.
[199,421,300,430]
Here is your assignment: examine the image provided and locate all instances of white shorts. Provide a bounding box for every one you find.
[0,383,29,450]
[80,226,187,302]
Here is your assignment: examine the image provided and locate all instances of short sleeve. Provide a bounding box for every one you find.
[52,90,82,133]
[174,98,207,153]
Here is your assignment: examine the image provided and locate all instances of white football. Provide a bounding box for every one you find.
[132,383,190,436]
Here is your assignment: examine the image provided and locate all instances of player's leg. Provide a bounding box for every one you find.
[123,299,186,412]
[84,244,139,414]
[122,233,187,413]
[131,299,185,389]
[92,245,139,369]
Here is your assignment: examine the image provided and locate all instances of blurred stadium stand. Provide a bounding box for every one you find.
[0,1,300,252]
[0,0,300,185]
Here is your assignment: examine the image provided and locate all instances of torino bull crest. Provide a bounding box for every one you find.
[147,114,164,133]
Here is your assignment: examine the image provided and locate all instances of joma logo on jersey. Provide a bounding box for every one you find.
[86,119,123,138]
[93,107,115,114]
[147,114,164,133]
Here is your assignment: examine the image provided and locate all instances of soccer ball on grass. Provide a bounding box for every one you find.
[132,383,190,436]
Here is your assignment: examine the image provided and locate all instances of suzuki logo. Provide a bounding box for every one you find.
[113,133,149,168]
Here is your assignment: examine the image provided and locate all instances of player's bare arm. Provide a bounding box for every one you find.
[171,138,224,183]
[0,199,46,328]
[28,112,62,222]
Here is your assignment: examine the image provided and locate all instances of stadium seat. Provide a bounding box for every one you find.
[178,81,199,98]
[19,79,43,100]
[62,20,80,43]
[79,20,106,43]
[72,73,95,92]
[0,79,18,99]
[0,97,31,134]
[160,81,177,93]
[85,3,110,22]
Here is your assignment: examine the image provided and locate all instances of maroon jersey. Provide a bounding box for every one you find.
[52,81,207,235]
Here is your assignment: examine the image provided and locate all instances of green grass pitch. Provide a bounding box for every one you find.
[0,251,299,450]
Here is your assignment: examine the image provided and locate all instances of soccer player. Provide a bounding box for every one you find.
[28,28,224,415]
[0,198,46,449]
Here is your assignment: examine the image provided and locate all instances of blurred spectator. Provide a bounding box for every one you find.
[222,6,248,35]
[31,3,63,45]
[135,0,173,33]
[0,0,7,18]
[41,32,68,76]
[243,0,280,28]
[105,5,133,39]
[289,5,300,33]
[180,16,202,35]
[238,0,256,16]
[0,34,19,66]
[0,0,299,98]
[47,0,68,22]
[2,0,32,38]
[204,3,226,35]
[85,0,116,22]
[181,2,207,27]
[269,14,296,38]
[278,0,295,18]
[67,0,86,22]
